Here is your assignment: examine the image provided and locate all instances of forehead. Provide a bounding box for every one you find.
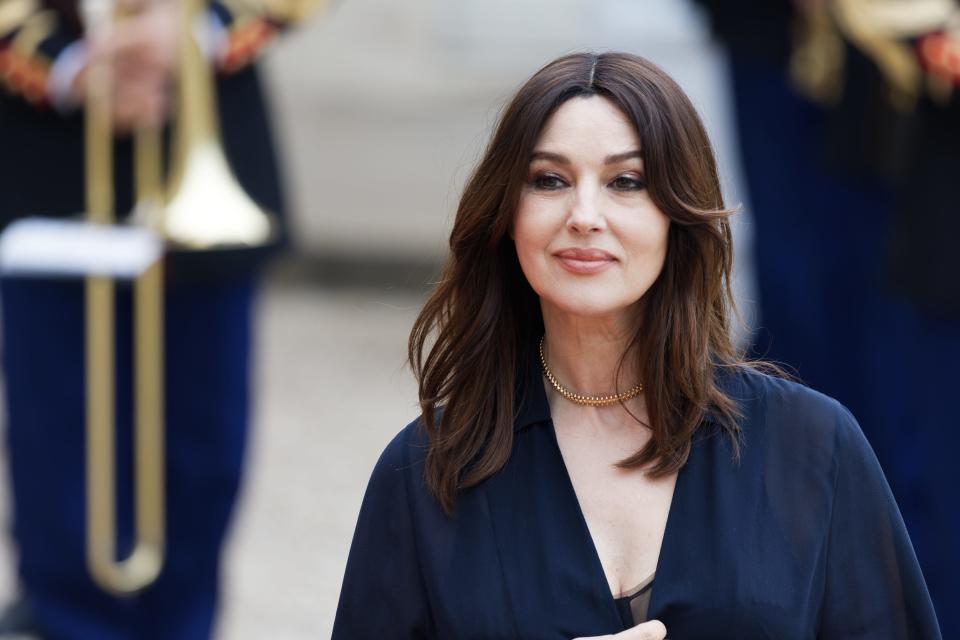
[534,96,641,156]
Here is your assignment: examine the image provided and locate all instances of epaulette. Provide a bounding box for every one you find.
[0,8,57,107]
[219,12,280,73]
[211,0,329,74]
[918,31,960,98]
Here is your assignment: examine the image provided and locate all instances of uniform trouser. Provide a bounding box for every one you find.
[1,275,254,640]
[730,57,959,638]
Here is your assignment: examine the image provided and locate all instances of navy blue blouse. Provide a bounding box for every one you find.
[333,356,941,639]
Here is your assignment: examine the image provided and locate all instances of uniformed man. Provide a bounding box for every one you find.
[0,0,326,636]
[694,0,959,636]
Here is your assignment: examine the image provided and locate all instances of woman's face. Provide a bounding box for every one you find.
[513,96,671,321]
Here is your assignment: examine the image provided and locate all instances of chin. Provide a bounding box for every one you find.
[541,288,641,320]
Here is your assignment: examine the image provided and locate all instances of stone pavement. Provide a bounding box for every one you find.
[217,280,426,638]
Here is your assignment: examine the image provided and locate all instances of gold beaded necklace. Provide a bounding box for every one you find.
[538,336,643,407]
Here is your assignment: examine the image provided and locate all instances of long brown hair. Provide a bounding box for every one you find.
[410,52,746,514]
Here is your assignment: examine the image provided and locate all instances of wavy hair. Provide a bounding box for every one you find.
[410,52,747,514]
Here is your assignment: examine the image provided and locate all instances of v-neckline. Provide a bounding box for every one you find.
[545,415,684,630]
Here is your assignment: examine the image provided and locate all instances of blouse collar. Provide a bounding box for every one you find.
[514,347,551,432]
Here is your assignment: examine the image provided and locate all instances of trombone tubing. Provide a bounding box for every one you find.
[82,0,166,595]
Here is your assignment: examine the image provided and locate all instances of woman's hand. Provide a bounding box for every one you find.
[574,619,667,640]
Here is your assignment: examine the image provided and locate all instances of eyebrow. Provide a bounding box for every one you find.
[530,150,643,165]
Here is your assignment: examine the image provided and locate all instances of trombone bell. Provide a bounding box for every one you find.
[163,140,274,248]
[162,0,277,251]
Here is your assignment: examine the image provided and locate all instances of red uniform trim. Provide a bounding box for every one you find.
[0,44,50,106]
[221,18,276,74]
[918,33,960,87]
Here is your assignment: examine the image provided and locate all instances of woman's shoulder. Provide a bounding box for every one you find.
[723,364,865,457]
[733,364,849,414]
[718,367,888,519]
[364,415,451,521]
[371,416,430,481]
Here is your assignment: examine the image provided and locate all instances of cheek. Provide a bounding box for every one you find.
[621,211,671,281]
[649,216,671,262]
[513,222,562,305]
[634,205,670,250]
[512,201,554,270]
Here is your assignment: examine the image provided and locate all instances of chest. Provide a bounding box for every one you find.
[553,424,676,596]
[415,425,826,640]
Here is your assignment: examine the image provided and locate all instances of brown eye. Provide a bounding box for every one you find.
[611,175,646,191]
[532,174,567,190]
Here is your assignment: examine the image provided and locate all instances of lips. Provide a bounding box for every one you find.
[553,247,616,275]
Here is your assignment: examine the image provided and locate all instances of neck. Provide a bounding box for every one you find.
[540,303,641,398]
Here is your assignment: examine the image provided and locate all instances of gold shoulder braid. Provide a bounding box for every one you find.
[538,336,643,407]
[791,0,959,110]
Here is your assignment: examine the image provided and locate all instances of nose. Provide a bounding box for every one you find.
[567,184,605,234]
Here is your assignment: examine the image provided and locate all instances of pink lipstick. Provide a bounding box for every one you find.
[553,248,616,275]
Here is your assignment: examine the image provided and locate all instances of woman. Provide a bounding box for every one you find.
[332,52,941,639]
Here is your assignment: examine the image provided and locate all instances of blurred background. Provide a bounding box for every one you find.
[0,0,957,638]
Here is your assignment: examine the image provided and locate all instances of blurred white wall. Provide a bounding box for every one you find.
[263,0,753,284]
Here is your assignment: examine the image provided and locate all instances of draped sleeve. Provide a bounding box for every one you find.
[817,405,941,639]
[332,424,432,638]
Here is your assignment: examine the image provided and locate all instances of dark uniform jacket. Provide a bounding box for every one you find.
[695,0,960,317]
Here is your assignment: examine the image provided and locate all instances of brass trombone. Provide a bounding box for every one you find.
[81,0,275,594]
